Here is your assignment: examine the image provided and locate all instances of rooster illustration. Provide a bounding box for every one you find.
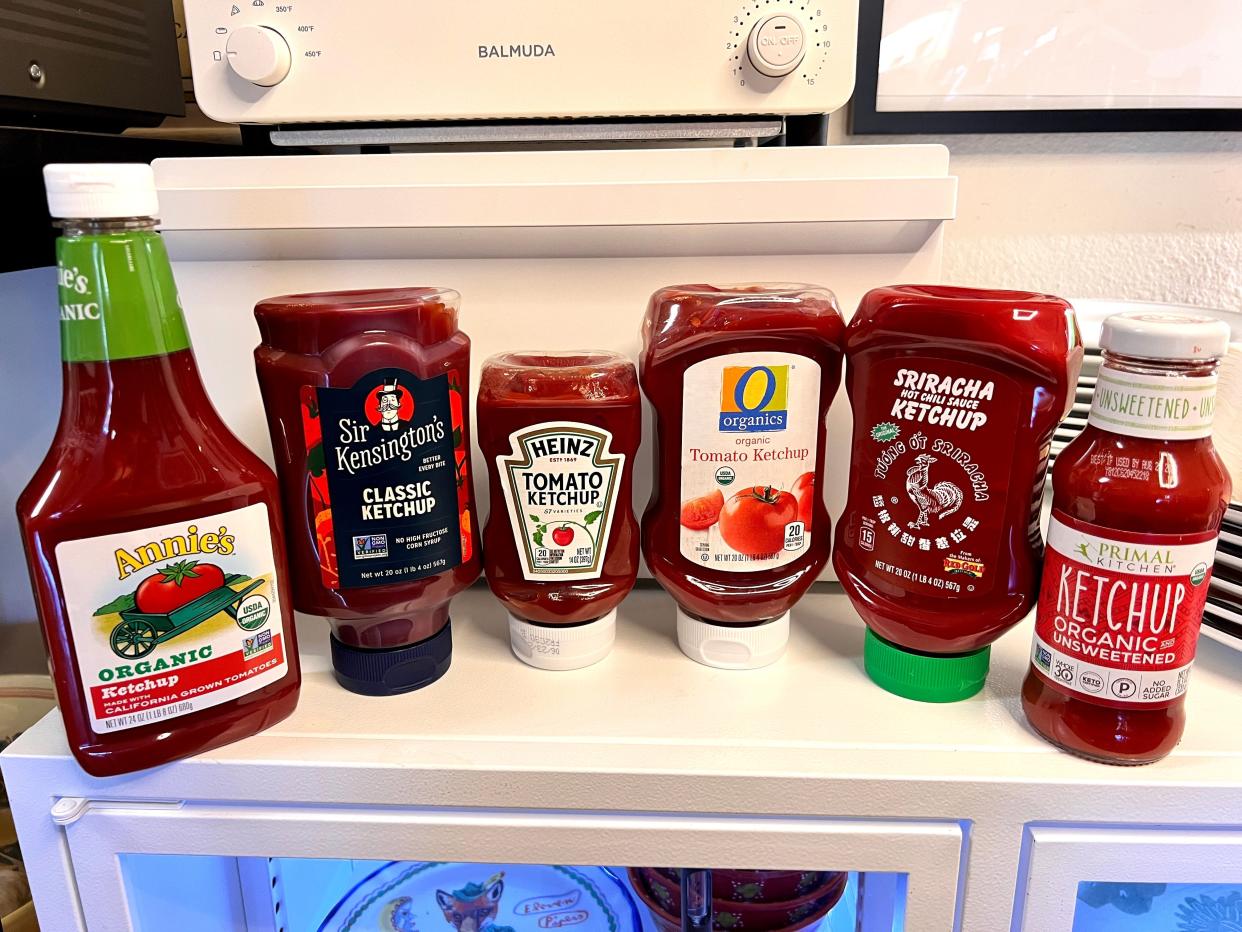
[905,454,963,529]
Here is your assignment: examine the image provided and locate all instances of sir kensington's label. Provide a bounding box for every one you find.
[55,503,289,733]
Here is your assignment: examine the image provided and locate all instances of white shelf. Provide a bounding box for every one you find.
[151,146,957,260]
[7,584,1242,932]
[9,583,1242,811]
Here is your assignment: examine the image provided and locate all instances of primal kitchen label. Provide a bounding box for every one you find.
[1029,512,1218,706]
[55,504,288,733]
[498,421,624,580]
[1087,365,1218,440]
[841,358,1019,596]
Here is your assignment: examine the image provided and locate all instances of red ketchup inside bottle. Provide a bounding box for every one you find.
[1023,312,1232,764]
[834,286,1082,702]
[254,288,481,695]
[477,352,641,670]
[640,284,845,669]
[19,164,300,776]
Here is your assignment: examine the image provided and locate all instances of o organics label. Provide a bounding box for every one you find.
[679,352,821,572]
[55,503,288,733]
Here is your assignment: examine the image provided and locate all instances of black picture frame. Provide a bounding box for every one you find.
[849,0,1242,134]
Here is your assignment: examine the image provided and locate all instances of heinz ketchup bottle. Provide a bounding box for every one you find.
[833,286,1082,701]
[1023,313,1232,764]
[18,165,300,776]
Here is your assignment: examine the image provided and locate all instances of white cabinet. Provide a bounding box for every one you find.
[4,587,1242,931]
[1016,826,1242,930]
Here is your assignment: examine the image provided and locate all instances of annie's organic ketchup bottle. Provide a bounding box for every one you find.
[834,286,1082,701]
[641,284,845,669]
[1023,313,1232,764]
[254,289,481,695]
[18,165,300,776]
[478,352,641,670]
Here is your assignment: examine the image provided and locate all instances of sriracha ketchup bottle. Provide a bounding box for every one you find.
[1023,313,1232,764]
[833,286,1082,702]
[18,165,300,776]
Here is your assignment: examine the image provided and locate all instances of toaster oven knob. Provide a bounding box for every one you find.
[225,25,292,87]
[746,15,806,78]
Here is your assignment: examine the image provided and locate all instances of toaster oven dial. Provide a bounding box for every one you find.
[746,14,806,77]
[225,24,292,87]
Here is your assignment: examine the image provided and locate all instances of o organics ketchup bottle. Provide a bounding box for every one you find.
[254,289,481,695]
[478,352,641,670]
[18,165,300,776]
[1023,313,1232,764]
[640,284,845,669]
[834,286,1082,702]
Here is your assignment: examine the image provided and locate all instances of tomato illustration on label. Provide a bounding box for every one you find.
[719,486,799,556]
[552,525,575,547]
[791,471,815,530]
[680,489,725,530]
[135,560,225,614]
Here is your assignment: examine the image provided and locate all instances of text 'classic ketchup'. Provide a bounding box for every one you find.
[1023,312,1232,764]
[834,286,1081,701]
[640,284,844,669]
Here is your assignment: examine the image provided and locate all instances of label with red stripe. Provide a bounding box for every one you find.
[1029,511,1217,706]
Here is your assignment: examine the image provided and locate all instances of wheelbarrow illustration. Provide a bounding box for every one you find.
[109,580,266,660]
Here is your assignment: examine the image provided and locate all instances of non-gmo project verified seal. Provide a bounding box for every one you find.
[243,629,273,658]
[352,533,389,560]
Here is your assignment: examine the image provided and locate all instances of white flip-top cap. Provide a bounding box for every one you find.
[44,163,160,219]
[677,608,789,670]
[1101,311,1231,361]
[509,610,616,671]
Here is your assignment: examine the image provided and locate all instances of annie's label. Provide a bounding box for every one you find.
[679,352,820,572]
[1030,512,1217,705]
[844,358,1016,596]
[55,503,288,734]
[301,368,471,590]
[498,422,624,580]
[1087,365,1217,440]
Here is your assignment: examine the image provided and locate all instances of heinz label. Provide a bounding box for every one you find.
[301,368,473,590]
[1030,512,1217,705]
[55,504,289,734]
[842,358,1018,596]
[679,352,820,572]
[498,422,624,580]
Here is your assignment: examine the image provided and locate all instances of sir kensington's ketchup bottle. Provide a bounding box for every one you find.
[18,165,300,776]
[1023,313,1232,764]
[834,286,1082,702]
[641,284,844,669]
[254,288,481,695]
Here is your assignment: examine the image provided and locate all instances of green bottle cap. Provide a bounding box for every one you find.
[863,628,990,703]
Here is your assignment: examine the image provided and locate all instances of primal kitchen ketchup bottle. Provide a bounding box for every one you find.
[834,286,1081,701]
[1023,313,1231,764]
[18,165,300,776]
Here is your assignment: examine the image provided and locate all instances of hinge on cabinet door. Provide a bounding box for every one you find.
[50,796,185,826]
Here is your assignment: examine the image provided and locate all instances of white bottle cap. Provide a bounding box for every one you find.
[44,163,160,220]
[1101,311,1231,361]
[676,608,789,670]
[509,610,616,671]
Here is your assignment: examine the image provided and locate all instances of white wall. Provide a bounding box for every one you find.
[839,128,1242,309]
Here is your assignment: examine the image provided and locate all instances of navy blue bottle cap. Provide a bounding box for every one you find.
[330,623,453,696]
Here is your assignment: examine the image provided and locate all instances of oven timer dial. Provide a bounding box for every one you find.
[746,14,806,77]
[225,24,292,87]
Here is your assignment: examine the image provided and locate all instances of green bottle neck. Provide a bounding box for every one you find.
[55,219,190,363]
